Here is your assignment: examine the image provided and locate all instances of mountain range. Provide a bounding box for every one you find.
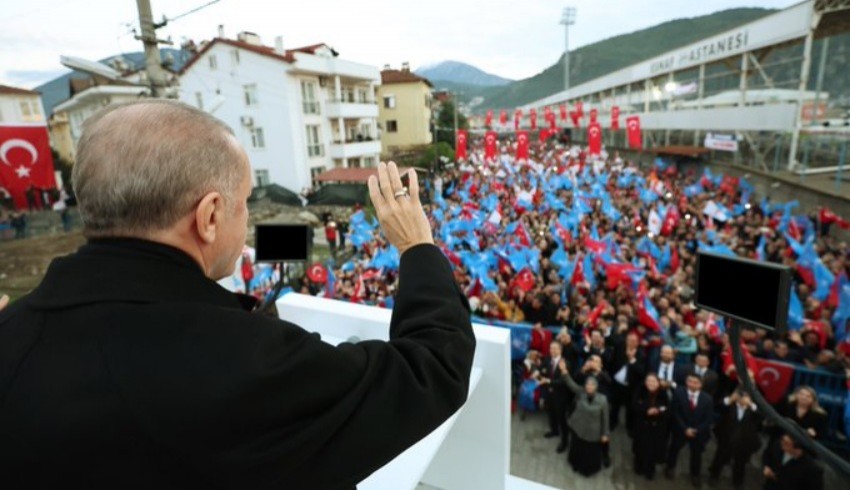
[415,60,513,87]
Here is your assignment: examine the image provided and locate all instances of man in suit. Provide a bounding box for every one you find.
[665,373,714,487]
[540,341,571,452]
[652,344,688,393]
[0,100,476,490]
[708,389,761,490]
[687,352,719,400]
[762,434,824,490]
[607,331,645,433]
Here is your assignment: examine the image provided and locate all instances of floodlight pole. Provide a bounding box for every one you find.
[560,7,576,93]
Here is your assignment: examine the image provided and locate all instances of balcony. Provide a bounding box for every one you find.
[328,139,381,159]
[277,294,558,490]
[326,100,379,119]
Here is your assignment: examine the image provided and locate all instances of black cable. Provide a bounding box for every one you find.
[729,320,850,479]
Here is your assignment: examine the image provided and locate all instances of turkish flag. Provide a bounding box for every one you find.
[559,104,568,123]
[529,108,537,130]
[485,109,493,127]
[589,108,598,124]
[547,112,557,131]
[626,116,642,149]
[661,205,680,236]
[611,106,620,130]
[0,125,57,209]
[306,263,328,284]
[514,109,522,131]
[455,130,468,160]
[499,109,507,126]
[588,122,602,155]
[484,130,498,160]
[820,207,850,229]
[512,268,535,293]
[575,101,584,119]
[538,128,550,143]
[605,262,639,290]
[516,131,530,160]
[570,111,580,127]
[754,358,795,404]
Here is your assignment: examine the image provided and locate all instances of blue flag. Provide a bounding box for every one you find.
[788,287,804,331]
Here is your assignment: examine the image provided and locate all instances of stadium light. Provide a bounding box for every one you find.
[560,7,577,92]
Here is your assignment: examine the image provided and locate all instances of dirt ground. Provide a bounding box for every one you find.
[0,232,86,301]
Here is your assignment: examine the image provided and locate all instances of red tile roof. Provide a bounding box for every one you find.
[179,38,296,74]
[0,84,39,96]
[380,69,432,87]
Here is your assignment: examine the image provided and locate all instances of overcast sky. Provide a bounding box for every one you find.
[1,0,795,88]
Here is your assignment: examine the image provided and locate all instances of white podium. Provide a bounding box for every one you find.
[277,294,557,490]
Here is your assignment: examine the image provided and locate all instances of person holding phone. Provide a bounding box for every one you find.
[0,99,475,490]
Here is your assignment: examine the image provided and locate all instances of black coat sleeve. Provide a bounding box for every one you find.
[101,244,475,490]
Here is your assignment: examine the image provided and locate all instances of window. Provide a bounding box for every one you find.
[255,169,270,187]
[358,89,367,103]
[310,167,324,187]
[243,84,258,106]
[250,127,265,149]
[209,55,218,70]
[20,101,32,117]
[363,157,375,167]
[230,49,240,66]
[195,92,204,110]
[306,125,323,157]
[0,106,3,122]
[386,120,398,133]
[301,81,319,114]
[383,95,395,109]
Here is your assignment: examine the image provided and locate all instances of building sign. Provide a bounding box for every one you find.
[704,133,739,152]
[640,3,811,78]
[801,102,827,121]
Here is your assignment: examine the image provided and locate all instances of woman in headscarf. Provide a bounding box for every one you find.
[631,373,670,480]
[560,359,610,477]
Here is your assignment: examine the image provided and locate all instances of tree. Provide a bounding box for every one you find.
[417,142,454,169]
[435,100,468,149]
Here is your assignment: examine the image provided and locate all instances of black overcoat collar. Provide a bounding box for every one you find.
[28,238,258,311]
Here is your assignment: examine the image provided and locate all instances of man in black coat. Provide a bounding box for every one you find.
[607,331,645,433]
[540,340,570,452]
[0,100,476,490]
[762,434,824,490]
[651,344,688,393]
[665,374,714,487]
[686,352,719,400]
[708,389,762,490]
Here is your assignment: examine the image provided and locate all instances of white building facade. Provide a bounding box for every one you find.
[0,85,47,126]
[178,32,381,193]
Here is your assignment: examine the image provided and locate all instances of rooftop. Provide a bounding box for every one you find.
[381,69,432,87]
[0,84,39,96]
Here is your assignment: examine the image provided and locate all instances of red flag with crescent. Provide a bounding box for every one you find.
[589,108,598,124]
[499,109,507,126]
[753,358,795,404]
[588,122,602,155]
[484,131,498,160]
[0,124,57,209]
[611,106,620,130]
[455,130,468,160]
[570,111,580,127]
[516,131,530,160]
[306,263,328,284]
[626,116,642,149]
[538,128,550,143]
[529,108,537,130]
[485,109,493,127]
[575,101,584,118]
[559,104,568,122]
[514,109,522,130]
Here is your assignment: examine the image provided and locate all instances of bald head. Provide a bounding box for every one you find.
[73,99,244,237]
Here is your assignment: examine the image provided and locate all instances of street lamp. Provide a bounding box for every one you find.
[560,7,577,92]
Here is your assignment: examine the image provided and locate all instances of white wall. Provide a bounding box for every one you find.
[179,44,313,193]
[0,94,46,126]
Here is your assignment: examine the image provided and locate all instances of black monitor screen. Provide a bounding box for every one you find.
[255,224,310,262]
[695,252,791,333]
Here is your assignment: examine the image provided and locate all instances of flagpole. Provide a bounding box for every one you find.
[560,7,577,93]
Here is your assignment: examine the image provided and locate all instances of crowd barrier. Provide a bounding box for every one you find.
[789,365,849,450]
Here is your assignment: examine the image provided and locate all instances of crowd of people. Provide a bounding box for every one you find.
[303,134,850,489]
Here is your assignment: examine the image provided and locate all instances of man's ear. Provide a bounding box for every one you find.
[195,191,224,244]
